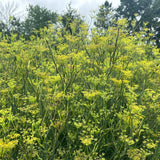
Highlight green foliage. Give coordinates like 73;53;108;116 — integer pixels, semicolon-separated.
22;5;58;39
94;1;115;30
60;4;84;36
0;19;160;160
0;1;23;38
117;0;160;47
95;0;160;48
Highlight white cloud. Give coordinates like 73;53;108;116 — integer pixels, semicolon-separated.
0;0;120;21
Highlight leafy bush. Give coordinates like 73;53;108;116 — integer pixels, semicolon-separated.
0;19;160;159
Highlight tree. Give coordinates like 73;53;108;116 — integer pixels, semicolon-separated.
61;4;84;35
94;1;115;30
10;16;23;37
22;5;58;38
117;0;160;47
0;21;5;32
0;1;21;35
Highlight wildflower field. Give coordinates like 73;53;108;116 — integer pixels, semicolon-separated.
0;19;160;159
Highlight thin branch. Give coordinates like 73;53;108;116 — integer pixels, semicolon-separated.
45;39;65;90
112;27;120;64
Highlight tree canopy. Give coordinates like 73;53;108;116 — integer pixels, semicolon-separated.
22;5;58;38
94;1;115;30
0;1;20;36
95;0;160;47
61;4;84;35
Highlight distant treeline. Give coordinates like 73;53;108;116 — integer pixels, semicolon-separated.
1;0;160;47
